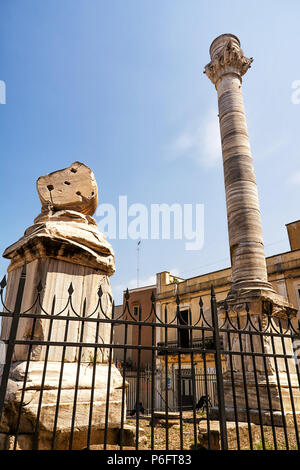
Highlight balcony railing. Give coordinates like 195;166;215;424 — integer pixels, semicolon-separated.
157;336;222;355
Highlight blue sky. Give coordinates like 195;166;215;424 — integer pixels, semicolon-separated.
0;0;300;304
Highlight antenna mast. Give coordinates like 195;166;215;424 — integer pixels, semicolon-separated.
137;240;141;287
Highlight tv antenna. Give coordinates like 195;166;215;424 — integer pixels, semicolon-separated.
137;240;141;287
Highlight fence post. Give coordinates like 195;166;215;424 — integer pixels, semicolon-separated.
211;285;228;450
0;263;26;423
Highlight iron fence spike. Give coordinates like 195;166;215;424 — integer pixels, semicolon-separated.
210;284;216;297
68;282;74;296
98;285;103;297
268;301;273;316
37;280;43;293
0;275;7;289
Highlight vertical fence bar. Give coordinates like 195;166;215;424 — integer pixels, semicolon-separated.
146;365;150;414
0;263;26;424
247;311;265;448
278;315;300;449
119;314;129;450
236;310;253;450
32;295;56;449
164;303;169;450
14;281;45;449
176;296;184;450
13;312;38;450
200;299;211;449
135;305;142;450
269;315;289;449
13;278;43;449
177;350;183;449
224;304;240;450
86;312;101;450
210;285;228;450
292;319;300;449
51;312;70;450
103;300;115;449
257;314;277;449
69;299;86;450
151;309;156;450
188;307;197;447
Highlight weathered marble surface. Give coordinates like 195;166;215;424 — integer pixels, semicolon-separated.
0;161;122;449
1;163;115;362
205;35;299;421
3;210;115;275
218;294;299;417
198;420;261;450
0;258;113;362
204;34;273;297
0;362;126;450
37;161;98;216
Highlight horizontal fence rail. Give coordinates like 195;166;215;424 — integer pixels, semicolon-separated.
0;266;300;450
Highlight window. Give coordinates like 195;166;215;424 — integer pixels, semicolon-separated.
133;306;139;316
177;309;190;348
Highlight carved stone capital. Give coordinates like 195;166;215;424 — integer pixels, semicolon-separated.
204;35;253;85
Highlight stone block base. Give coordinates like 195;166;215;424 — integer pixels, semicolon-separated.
198;420;262;450
0;424;147;450
150;412;180;428
223;373;300;417
209;406;300;427
0;361;127;449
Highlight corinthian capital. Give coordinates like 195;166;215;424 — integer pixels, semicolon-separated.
204;34;253;85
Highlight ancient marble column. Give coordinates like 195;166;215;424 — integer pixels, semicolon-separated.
0;162;126;449
204;35;300;422
204;34;274;298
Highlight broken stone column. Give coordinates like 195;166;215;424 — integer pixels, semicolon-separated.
0;162;126;449
204;35;299;423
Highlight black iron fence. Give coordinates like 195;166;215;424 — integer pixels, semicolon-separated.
0;264;300;450
121;368;218;415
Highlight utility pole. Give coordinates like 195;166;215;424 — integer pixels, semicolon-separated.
137;240;141;287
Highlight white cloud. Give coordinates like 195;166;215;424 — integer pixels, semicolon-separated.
288;170;300;185
167;109;222;168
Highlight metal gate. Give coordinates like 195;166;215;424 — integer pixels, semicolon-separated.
1;264;300;450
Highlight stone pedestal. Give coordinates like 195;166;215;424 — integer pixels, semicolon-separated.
218;293;300;425
1;257;113;364
0;162;125;449
0;362;125;450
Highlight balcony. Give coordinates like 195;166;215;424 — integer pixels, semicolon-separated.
157;336;223;356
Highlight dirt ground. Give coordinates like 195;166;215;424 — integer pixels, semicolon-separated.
126;412;300;451
87;412;300;451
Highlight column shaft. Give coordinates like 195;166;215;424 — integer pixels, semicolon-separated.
205;34;274;296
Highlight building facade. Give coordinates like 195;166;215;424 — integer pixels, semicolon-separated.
113;221;300;411
113;284;156;369
155;220;300;410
